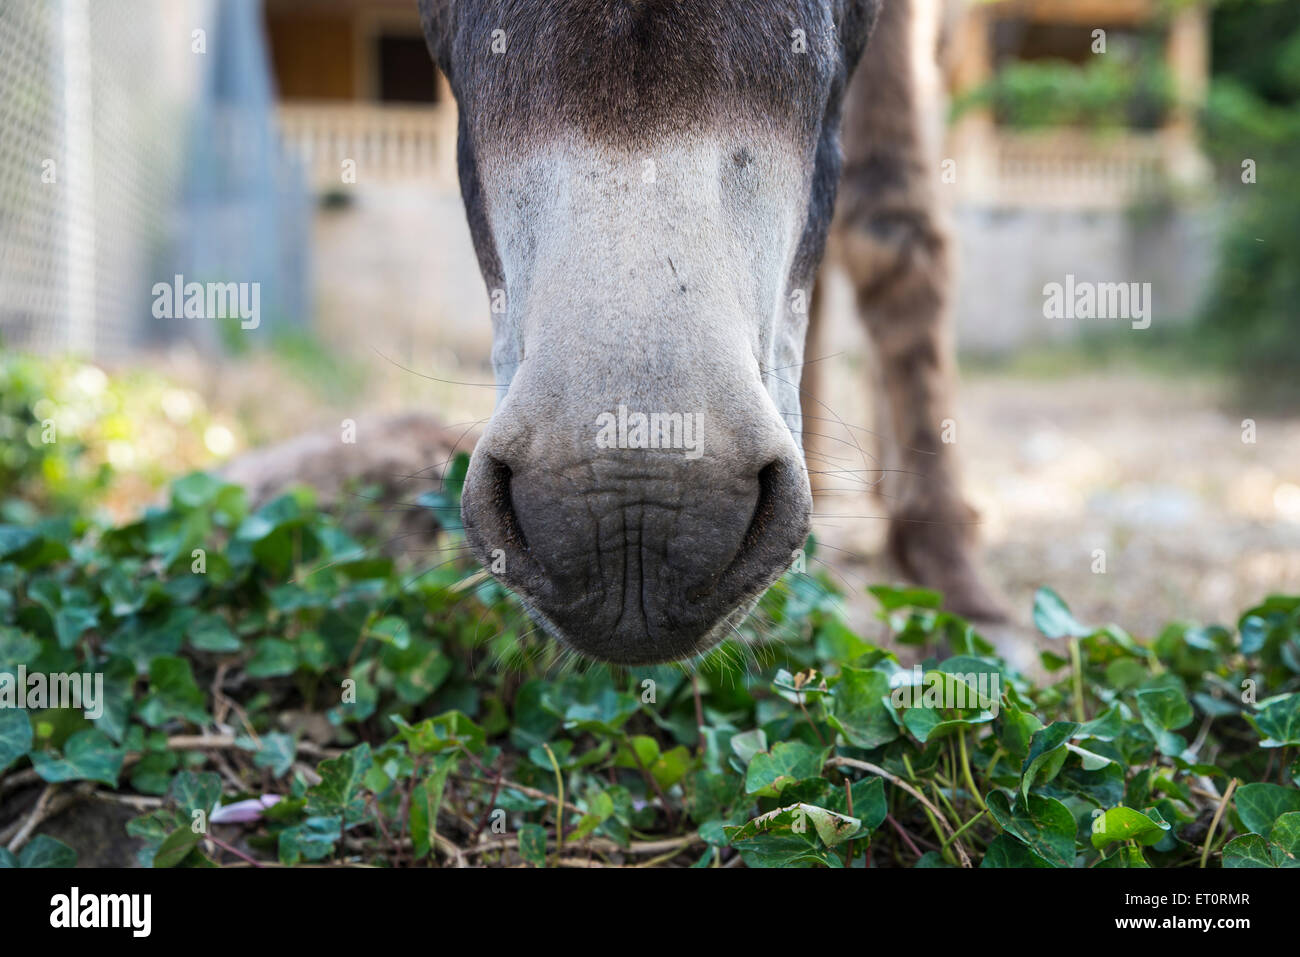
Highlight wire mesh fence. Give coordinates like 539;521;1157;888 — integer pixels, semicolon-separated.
0;0;308;360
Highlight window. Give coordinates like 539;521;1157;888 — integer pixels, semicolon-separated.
375;32;438;103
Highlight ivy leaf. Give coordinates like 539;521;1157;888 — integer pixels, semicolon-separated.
153;827;203;868
986;790;1077;867
1032;587;1090;639
16;835;77;868
1089;806;1170;849
279;816;342;865
390;711;486;756
1235;783;1300;839
1135;686;1194;731
1020;721;1078;799
138;655;209;726
187;613;241;653
828;666;899;750
410;753;458;859
1269;811;1300;863
235;733;296;778
307;744;373;824
0;708;32;773
31;729;124;786
246;638;297;678
745;741;825;798
981;833;1053;868
726;804;858;865
169;771;223;820
518;823;547;867
54;605;98;649
1246;694;1300;748
368;616;411;650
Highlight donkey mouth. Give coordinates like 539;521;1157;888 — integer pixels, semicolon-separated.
459;452;812;666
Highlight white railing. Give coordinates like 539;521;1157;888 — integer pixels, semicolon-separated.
277;101;455;189
954;130;1184;208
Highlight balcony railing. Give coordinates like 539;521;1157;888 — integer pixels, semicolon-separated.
277;101;455;189
951;129;1195;209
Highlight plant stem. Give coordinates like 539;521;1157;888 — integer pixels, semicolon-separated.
1069;636;1087;724
958;731;988;812
542;743;564;866
1200;778;1238;868
941;809;987;852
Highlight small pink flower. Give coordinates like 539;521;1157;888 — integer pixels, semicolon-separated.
210;794;281;824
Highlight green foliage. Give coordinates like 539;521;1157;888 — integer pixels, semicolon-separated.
0;469;1298;867
0;353;228;521
1196;0;1300;400
952;55;1174;131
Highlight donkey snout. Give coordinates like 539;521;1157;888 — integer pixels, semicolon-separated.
460;420;811;665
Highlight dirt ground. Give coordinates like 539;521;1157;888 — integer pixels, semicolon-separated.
808;362;1300;654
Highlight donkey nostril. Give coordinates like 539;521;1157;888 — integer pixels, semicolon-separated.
740;461;783;554
472;453;529;554
686;460;795;607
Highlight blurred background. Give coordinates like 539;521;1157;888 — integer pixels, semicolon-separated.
1;0;1298;636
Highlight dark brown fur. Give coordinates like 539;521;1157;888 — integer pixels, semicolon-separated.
815;0;1005;619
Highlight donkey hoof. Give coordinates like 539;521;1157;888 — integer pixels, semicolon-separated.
886;518;1010;624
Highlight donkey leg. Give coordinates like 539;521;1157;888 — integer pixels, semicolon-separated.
833;0;1006;622
800;264;835;500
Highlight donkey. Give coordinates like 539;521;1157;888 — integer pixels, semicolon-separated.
417;0;1003;666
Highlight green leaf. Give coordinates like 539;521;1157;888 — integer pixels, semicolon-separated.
981;833;1053;868
410;753;458;859
1235;783;1300;839
368;616;411;650
1269;811;1300;864
390;711;486;756
1032;587;1090;639
1135;686;1194;731
563;689;640;734
986;790;1077;867
187;613;241;652
729;729;767;766
828;666;899;749
307;744;373;823
138;656;209;726
31;729;124;786
235;733;296;778
246;638;297;678
1089;806;1170;849
1020;721;1078;799
279;815;342;865
0;708;33;773
569;790;616;842
153;827;203;868
171;472;226;509
54;605;98;649
1247;694;1300;748
17;835;77;868
744;741;825;798
518;823;547;867
169;771;222;818
868;584;942;613
1221;832;1300;868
